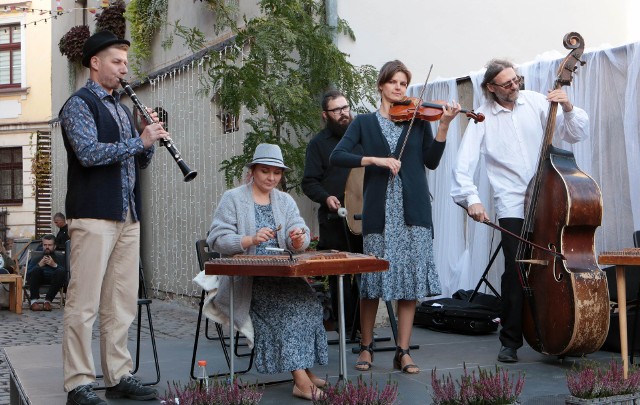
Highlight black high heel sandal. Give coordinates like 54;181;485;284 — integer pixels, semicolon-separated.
393;346;420;374
354;342;374;371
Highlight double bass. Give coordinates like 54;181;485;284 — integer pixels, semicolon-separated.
518;32;609;356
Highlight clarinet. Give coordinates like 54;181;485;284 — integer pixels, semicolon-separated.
119;79;198;182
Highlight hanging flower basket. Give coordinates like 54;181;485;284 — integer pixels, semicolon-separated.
94;0;126;39
58;25;90;63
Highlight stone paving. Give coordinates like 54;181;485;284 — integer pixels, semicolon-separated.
0;297;200;405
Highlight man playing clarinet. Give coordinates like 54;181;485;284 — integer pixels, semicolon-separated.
59;30;168;405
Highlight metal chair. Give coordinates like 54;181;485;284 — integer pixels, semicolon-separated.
190;239;253;380
130;263;161;385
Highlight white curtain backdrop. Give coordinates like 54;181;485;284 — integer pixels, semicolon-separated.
408;41;640;299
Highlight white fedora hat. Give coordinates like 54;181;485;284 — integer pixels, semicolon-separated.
245;143;290;171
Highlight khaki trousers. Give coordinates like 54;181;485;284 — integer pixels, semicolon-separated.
63;212;140;391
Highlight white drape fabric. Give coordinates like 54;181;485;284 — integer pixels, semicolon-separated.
408;41;640;299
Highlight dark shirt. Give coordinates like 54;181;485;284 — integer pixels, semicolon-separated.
302;128;354;225
330;113;445;235
27;251;65;278
55;225;70;251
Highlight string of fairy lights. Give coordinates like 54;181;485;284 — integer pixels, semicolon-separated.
0;1;111;31
141;47;248;299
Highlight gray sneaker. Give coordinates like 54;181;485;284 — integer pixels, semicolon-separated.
66;384;106;405
105;375;158;400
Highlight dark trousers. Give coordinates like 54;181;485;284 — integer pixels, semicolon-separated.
498;218;525;350
28;267;66;302
319;219;363;332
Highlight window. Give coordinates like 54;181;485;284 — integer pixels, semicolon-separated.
0;24;21;88
0;147;23;204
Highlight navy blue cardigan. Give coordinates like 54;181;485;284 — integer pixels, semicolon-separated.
330;113;445;235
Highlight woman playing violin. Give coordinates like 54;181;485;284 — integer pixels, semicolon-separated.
330;60;460;374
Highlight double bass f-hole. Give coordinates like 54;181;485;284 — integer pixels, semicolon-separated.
547;243;563;282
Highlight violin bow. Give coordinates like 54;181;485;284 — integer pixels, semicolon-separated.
454;202;565;260
396;64;433;162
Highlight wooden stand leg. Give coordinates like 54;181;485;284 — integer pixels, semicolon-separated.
15;275;22;314
8;279;15;313
617;265;629;379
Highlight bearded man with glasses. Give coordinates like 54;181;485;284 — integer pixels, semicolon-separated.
451;58;589;363
302;90;363;335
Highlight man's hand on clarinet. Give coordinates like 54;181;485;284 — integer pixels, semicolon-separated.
467;203;490;223
140;122;169;149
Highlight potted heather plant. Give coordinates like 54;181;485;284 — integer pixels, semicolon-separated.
431;364;525;405
311;375;398;405
159;378;263;405
566;359;640;404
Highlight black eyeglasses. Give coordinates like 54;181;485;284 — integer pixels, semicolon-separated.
491;75;523;90
325;105;350;115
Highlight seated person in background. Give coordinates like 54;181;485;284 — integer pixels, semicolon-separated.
53;212;70;251
0;238;16;274
205;143;328;401
27;234;66;311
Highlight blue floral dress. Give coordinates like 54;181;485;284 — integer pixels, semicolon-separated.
359;112;442;301
249;203;328;374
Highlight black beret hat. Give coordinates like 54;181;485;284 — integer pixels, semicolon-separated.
82;30;130;68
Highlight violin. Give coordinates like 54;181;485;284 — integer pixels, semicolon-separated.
389;97;485;124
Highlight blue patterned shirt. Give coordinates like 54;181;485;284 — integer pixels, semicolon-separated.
60;79;154;221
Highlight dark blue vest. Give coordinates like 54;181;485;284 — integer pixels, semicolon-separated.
60;87;142;221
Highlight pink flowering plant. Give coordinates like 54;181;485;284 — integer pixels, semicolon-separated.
431;364;525;405
311;375;398;405
159;378;263;405
567;359;640;399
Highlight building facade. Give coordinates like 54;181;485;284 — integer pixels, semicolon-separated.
0;0;52;242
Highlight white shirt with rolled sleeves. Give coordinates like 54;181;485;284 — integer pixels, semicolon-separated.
450;90;589;219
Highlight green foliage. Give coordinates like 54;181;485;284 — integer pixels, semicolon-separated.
180;0;378;192
200;0;239;34
124;0;168;75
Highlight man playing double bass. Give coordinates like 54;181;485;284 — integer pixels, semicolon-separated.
450;59;589;363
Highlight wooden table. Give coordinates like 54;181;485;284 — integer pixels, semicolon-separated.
0;274;23;314
204;250;389;381
598;248;640;378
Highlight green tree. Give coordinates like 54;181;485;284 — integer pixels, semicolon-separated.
182;0;377;191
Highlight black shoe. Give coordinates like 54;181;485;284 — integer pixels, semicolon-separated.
497;346;518;363
67;384;106;405
105;375;158;400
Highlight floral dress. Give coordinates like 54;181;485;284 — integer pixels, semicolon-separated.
249;203;328;374
359;112;442;300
